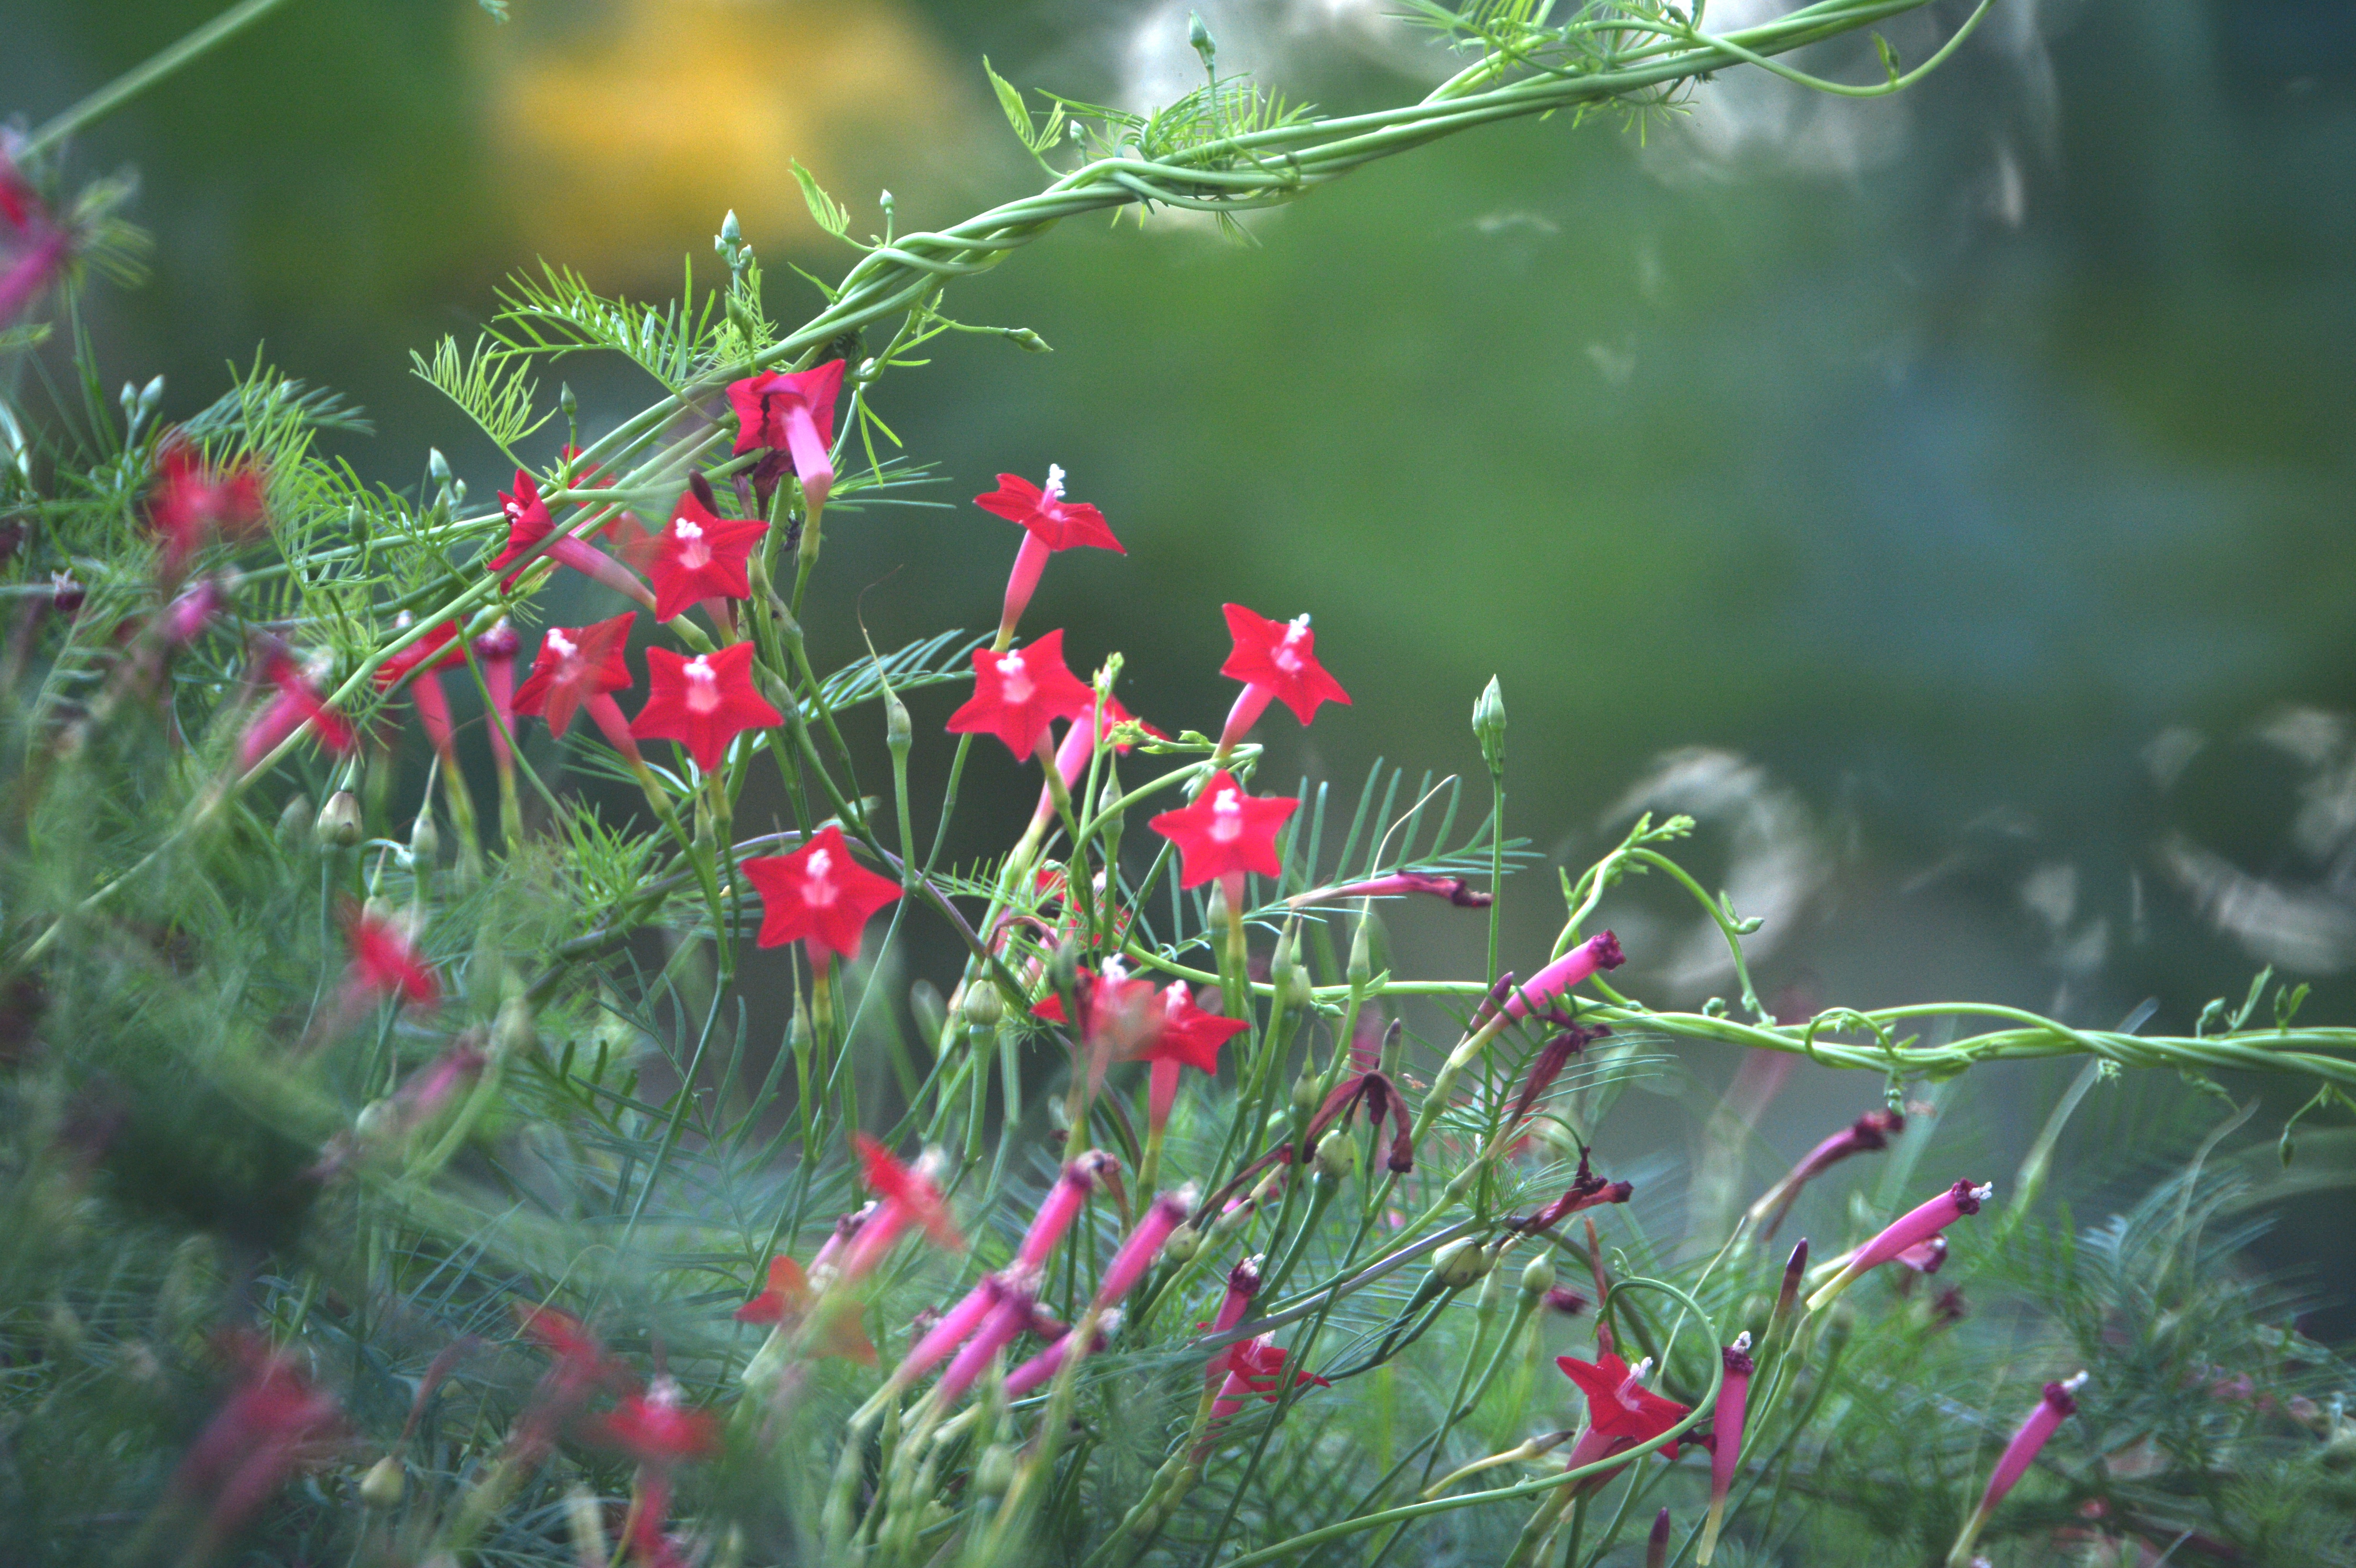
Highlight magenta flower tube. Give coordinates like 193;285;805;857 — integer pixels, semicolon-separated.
1697;1333;1755;1564
1500;932;1626;1021
888;1276;1004;1391
930;1292;1033;1409
999;531;1051;643
1808;1179;1993;1310
1001;1309;1119;1398
1014;1151;1113;1271
1946;1373;2086;1566
1091;1186;1194;1310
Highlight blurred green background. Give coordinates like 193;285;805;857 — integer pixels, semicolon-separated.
10;0;2356;1319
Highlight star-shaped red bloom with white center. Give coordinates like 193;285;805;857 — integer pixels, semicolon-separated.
743;825;902;965
1148;770;1300;888
974;467;1124;554
1557;1352;1692;1460
512;612;636;737
629;642;783;770
945;628;1095;760
854;1132;963;1249
601;1376;720;1467
1033;962;1162;1058
647;486;768;621
1143;983;1247;1075
1220;603;1351;726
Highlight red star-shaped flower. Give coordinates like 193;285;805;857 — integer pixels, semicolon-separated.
1033;962;1162;1059
743;824;902;965
945;629;1095;761
974;466;1124;554
629;641;783;770
727;360;844;521
1144;983;1247;1076
513;613;636;738
854;1133;963;1250
601;1376;720;1467
344;903;437;1007
1557;1352;1692;1460
1148;770;1299;888
150;439;268;578
485;470;654;607
647;485;768;622
733;1255;876;1362
1221;603;1350;725
238;653;356;772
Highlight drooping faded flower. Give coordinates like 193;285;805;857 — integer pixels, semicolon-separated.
727;360;844;523
486;469;655;607
1697;1334;1755;1564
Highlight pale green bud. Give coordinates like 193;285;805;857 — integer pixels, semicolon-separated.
360;1455;405;1508
1473;676;1506;771
1162;1222;1201;1263
963;984;1004;1030
973;1444;1016;1497
1313;1129;1355;1182
1519;1252;1557;1301
277;793;314;852
1431;1237;1493;1289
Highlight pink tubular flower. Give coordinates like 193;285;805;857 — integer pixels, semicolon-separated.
373;616;466;762
474;618;523;768
1017;1150;1116;1271
1807;1179;1994;1310
974;466;1124;641
893;1274;1011;1391
932;1288;1035;1407
485;469;655;608
1697;1333;1755;1564
1093;1186;1196;1309
164;577;228;646
512;611;640;761
239;654;357;772
1946;1373;2087;1566
742;824;902;966
1002;1310;1118;1398
1494;932;1625;1022
1287;871;1492;909
165;1336;344;1551
1895;1236;1949;1274
727;360;844;523
946;629;1096;762
647;481;767;622
629;642;784;770
1215;604;1350;751
1747;1107;1906;1239
1029;694;1166;830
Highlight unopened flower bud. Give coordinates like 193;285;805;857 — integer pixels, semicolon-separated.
1005;327;1051;353
974;1443;1016;1497
1519;1252;1557;1301
963;984;1004;1030
719;209;742;248
1472;676;1506;770
316;790;362;848
138;374;165;421
559;382;577;422
360;1454;404;1508
1162;1222;1201;1263
1048;939;1079;996
1347;915;1373;989
1313;1128;1355;1182
277;792;315;851
427;448;452;489
1189;10;1218;71
885;685;912;753
1431;1236;1492;1289
408;807;438;867
1204;881;1228;928
1291;1067;1321;1111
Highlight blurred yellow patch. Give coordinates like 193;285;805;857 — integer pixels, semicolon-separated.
476;0;978;277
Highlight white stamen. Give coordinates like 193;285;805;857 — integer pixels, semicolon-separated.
546;629;577;659
1211;788;1244;843
675;518;704;542
1968;1182;1996;1203
1044;464;1067;500
1273;613;1312;675
803;847;839;906
1732;1331;1753;1352
995;650;1035;705
684;654;719;715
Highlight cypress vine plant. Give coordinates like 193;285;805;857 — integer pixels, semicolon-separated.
1;2;2353;1566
